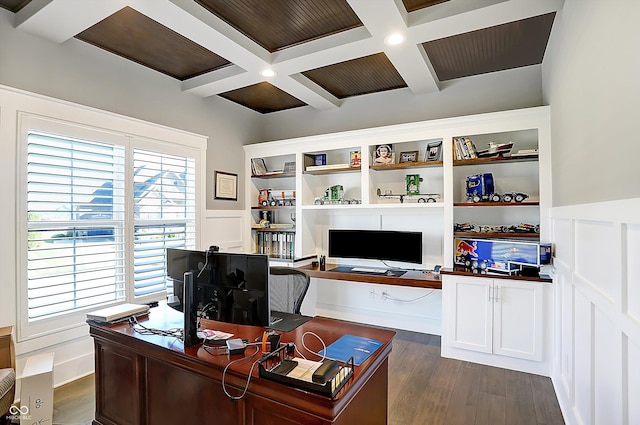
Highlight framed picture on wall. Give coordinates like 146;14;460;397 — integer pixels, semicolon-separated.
214;171;238;200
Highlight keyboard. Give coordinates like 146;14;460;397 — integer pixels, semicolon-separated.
351;267;388;274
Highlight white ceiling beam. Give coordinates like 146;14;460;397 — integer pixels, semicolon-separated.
274;74;340;110
15;0;124;43
347;0;439;94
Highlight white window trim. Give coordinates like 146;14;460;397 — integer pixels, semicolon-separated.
17;111;206;342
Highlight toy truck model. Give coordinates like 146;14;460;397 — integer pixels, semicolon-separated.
258;189;296;206
377;188;440;203
314;185;360;205
465;173;529;203
466;173;501;202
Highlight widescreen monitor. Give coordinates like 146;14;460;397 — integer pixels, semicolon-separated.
328;229;423;264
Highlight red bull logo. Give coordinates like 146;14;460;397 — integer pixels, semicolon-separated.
456;239;478;258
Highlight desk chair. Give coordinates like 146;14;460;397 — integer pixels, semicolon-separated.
269;267;310;314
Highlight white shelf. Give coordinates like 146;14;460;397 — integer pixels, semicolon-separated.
244;106;551;269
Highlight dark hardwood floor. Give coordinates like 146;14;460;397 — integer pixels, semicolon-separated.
48;330;564;425
388;330;565;425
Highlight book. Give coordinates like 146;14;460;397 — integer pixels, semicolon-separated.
464;137;478;159
86;303;149;323
318;334;384;366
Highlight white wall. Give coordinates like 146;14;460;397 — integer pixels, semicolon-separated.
542;0;640;207
262;65;544;142
0;8;262;211
542;1;640;424
550;199;640;425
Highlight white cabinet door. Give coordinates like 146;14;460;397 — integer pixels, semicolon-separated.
447;275;493;353
493;280;543;361
444;274;544;361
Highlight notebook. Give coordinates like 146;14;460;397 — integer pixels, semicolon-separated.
86;303;150;323
318;334;384;366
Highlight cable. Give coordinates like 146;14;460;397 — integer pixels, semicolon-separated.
381;289;436;303
221;345;261;400
301;331;327;361
128;316;183;339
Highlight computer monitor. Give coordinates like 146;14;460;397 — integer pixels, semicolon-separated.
166;248;270;346
166;248;209;313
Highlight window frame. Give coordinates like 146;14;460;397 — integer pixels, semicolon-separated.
17;113;205;341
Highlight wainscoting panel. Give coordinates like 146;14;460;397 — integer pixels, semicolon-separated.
551;198;640;425
201;210;246;252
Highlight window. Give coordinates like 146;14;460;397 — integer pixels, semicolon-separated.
22;116;200;336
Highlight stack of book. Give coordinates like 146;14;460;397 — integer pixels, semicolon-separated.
256;231;295;259
453;137;478;159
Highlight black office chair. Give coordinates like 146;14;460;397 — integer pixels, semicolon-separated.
269;267;310;314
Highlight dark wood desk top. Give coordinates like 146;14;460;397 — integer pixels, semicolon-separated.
299;263;442;289
88;303;396;421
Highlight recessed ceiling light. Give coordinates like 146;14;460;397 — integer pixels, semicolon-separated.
384;33;406;46
261;69;277;78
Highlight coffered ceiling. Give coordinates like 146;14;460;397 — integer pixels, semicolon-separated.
1;0;562;114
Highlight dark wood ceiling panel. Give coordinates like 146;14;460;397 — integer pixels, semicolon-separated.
302;53;407;99
195;0;362;52
402;0;449;13
75;7;231;80
219;82;307;114
423;12;556;81
0;0;31;12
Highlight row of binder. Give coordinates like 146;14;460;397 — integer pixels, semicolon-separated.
256;231;294;259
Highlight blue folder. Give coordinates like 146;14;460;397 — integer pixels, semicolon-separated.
318;334;384;366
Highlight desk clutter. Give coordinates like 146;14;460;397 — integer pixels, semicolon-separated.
258;344;354;398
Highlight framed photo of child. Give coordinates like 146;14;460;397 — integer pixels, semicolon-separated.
374;144;394;164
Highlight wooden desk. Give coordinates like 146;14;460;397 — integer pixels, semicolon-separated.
88;304;396;425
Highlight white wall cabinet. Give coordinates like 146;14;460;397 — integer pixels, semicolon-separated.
442;273;549;374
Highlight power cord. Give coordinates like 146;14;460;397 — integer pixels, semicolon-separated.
128;316;183;339
379;289;436;303
221;345;261;400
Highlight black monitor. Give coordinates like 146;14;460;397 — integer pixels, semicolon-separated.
166;248;209;313
328;229;423;264
166;248;270;346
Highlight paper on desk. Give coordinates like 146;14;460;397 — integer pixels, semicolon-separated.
197;329;234;340
286;357;323;382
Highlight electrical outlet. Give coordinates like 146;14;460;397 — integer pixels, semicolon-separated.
369;289;376;299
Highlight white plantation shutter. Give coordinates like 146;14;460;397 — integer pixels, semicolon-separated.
132;149;196;296
25;134;198;320
26;133;126;319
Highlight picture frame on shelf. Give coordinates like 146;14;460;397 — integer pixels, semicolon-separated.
214;171;238;200
373;144;394;164
251;158;268;176
350;150;361;167
399;151;419;163
314;154;326;166
425;141;442;162
283;161;296;173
